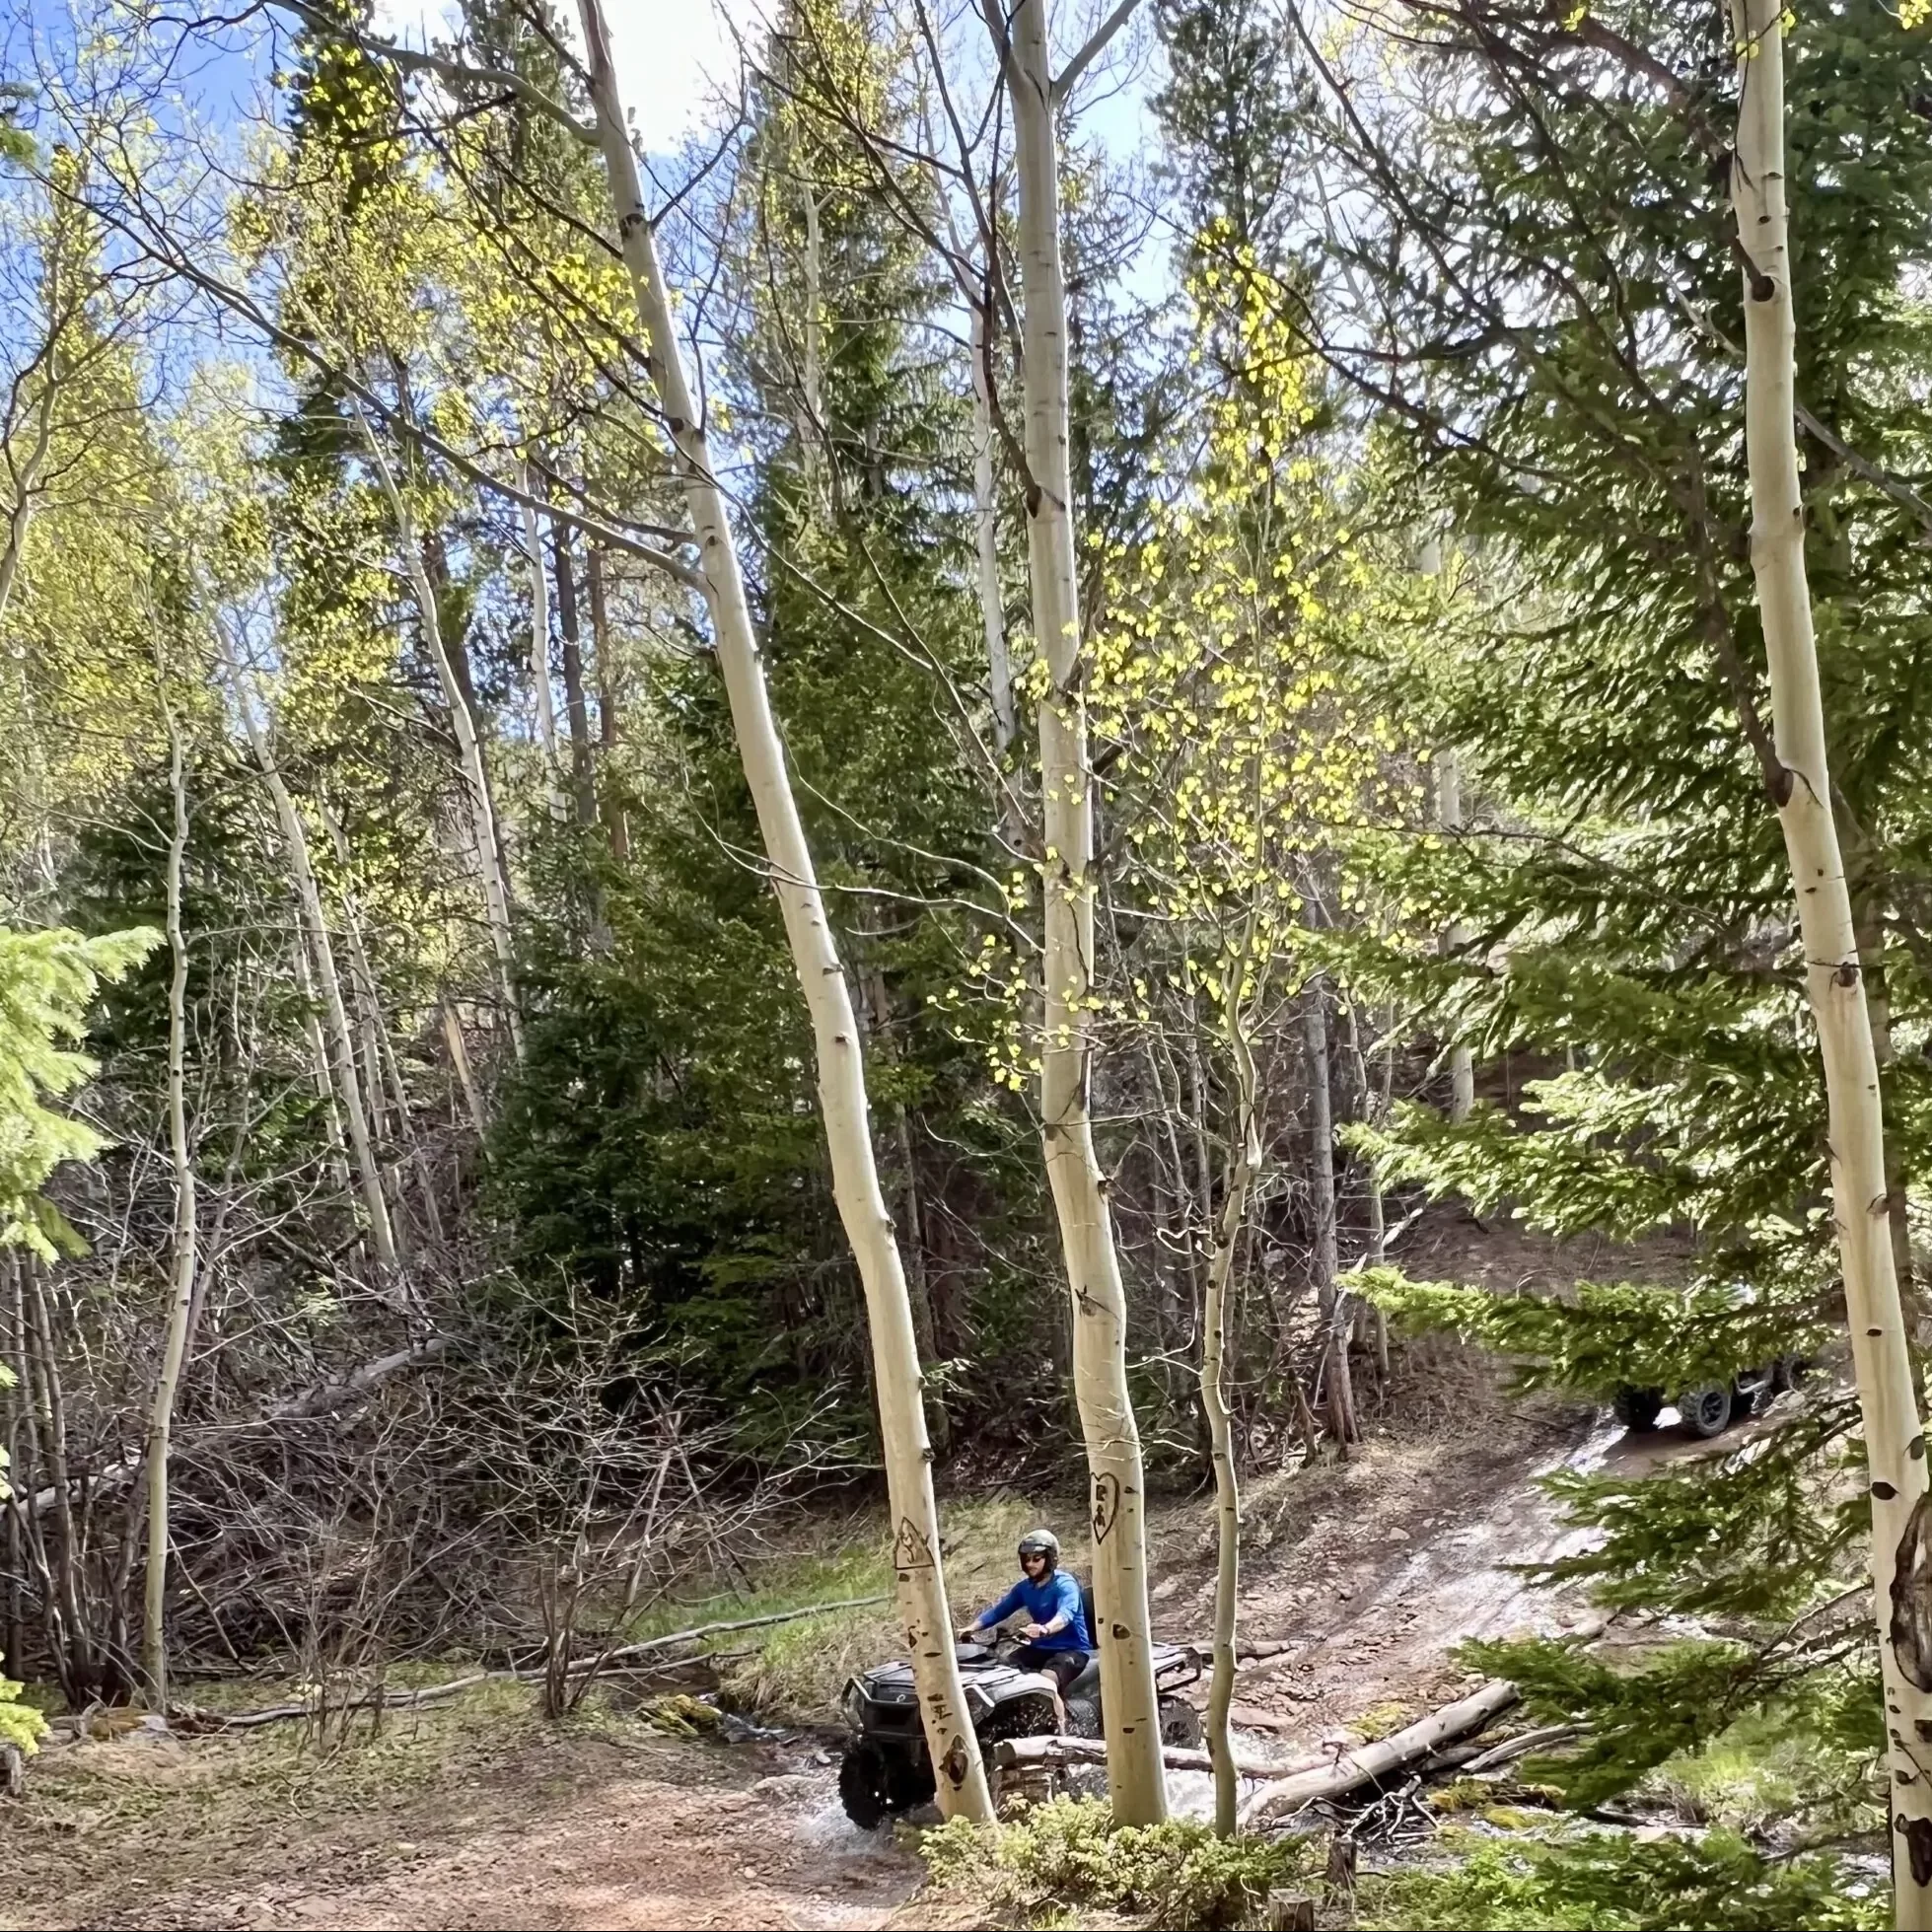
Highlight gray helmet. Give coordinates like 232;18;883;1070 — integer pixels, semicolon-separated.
1017;1528;1060;1568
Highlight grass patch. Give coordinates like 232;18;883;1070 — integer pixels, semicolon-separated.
1425;1777;1489;1813
921;1795;1317;1931
17;1678;544;1868
1639;1709;1881;1840
629;1494;1081;1720
1352;1700;1414;1742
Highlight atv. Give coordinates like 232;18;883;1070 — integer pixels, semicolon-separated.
837;1589;1203;1828
1612;1355;1803;1440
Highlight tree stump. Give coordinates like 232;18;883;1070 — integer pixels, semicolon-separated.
1264;1891;1316;1932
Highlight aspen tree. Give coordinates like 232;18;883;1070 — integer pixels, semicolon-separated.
216;629;398;1273
1730;0;1932;1915
571;0;992;1823
358;412;525;1063
990;0;1168;1824
1201;993;1257;1835
141;709;195;1706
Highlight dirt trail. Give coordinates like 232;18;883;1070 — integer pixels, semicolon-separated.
9;1729;916;1932
14;1360;1701;1927
1154;1398;1699;1756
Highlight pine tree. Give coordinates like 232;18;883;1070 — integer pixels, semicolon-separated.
1279;0;1932;1870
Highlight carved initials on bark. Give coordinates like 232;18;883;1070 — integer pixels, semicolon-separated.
894;1517;936;1571
1093;1470;1120;1544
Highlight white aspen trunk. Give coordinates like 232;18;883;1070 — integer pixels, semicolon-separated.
1343;995;1392;1379
520;459;565;816
967;297;1016;755
0;383;55;634
142;713;197;1708
587;544;631;864
218;635;398;1272
442;1004;488;1145
374;1009;445;1249
320;803;425;1262
1001;0;1167;1825
1436;751;1474;1122
1201;1006;1257;1837
800;190;824;484
293;944;353;1198
1304;972;1356;1448
1729;6;1932;1914
551;511;599;828
573;0;992;1824
358;413;524;1062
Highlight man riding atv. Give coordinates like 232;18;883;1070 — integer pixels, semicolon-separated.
959;1529;1090;1716
837;1527;1202;1826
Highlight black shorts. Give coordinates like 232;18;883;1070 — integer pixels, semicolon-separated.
1011;1643;1089;1693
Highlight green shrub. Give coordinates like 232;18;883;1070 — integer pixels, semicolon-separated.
1357;1829;1887;1932
0;1668;45;1759
922;1796;1313;1931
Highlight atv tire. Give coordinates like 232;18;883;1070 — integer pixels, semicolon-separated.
981;1692;1060;1745
1612;1386;1664;1433
1679;1384;1734;1439
1159;1697;1204;1750
1061;1696;1103;1741
838;1742;893;1830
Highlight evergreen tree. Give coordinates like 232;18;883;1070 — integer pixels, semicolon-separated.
1280;0;1932;1842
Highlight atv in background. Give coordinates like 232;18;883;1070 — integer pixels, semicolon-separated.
837;1590;1202;1828
1613;1355;1804;1440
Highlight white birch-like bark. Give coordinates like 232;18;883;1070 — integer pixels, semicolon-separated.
218;633;398;1272
999;0;1167;1825
320;802;427;1261
357;412;525;1062
293;942;353;1198
552;512;599;828
1436;751;1474;1122
968;297;1016;755
1729;5;1932;1913
0;382;55;635
1201;1002;1257;1836
799;189;824;484
1344;997;1394;1379
519;458;565;816
142;712;197;1707
572;0;991;1824
1304;971;1356;1446
442;1004;488;1145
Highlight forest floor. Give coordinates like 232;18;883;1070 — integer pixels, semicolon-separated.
7;1220;1718;1931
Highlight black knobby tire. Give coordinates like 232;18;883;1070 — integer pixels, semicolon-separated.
981;1693;1060;1744
1159;1697;1204;1750
1680;1384;1734;1439
1612;1386;1664;1433
1063;1695;1103;1740
838;1743;893;1830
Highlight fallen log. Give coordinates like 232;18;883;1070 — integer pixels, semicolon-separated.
991;1733;1320;1781
584;1596;888;1667
197;1594;891;1732
1460;1721;1580;1774
1240;1679;1521;1828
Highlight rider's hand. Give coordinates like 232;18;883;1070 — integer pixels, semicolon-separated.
958;1626;980;1642
1020;1621;1047;1640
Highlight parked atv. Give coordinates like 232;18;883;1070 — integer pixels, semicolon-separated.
837;1594;1203;1828
1613;1355;1803;1440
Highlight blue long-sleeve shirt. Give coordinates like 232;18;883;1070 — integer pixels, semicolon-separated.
970;1569;1090;1651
